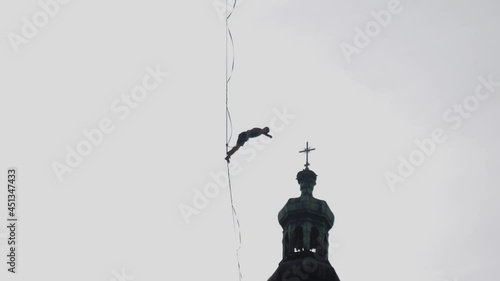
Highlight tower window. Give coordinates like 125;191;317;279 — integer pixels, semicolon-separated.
293;226;304;252
310;227;319;253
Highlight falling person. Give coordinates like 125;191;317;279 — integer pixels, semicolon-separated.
225;127;272;162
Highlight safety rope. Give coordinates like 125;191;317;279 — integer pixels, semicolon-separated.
225;1;242;280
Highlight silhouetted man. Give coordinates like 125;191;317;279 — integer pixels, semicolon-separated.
225;127;272;162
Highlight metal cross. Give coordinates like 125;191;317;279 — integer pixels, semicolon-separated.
299;142;316;168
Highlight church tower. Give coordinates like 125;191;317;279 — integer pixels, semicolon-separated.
268;143;340;281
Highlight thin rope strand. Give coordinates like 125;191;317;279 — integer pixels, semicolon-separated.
226;1;242;281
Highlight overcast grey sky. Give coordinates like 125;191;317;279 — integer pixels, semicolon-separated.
1;0;499;281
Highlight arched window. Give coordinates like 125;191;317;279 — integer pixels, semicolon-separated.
293;226;304;252
310;227;319;253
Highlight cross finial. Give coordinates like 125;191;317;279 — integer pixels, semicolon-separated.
299;142;316;169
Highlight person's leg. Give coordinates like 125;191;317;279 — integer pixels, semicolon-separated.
225;145;241;161
226;131;248;162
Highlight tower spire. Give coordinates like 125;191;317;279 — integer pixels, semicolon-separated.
267;142;340;281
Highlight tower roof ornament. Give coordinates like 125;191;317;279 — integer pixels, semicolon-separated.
299;141;315;169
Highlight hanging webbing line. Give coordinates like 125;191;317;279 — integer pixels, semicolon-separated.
225;1;243;281
226;161;242;281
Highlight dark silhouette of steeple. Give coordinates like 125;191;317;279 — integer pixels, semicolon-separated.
267;143;340;281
